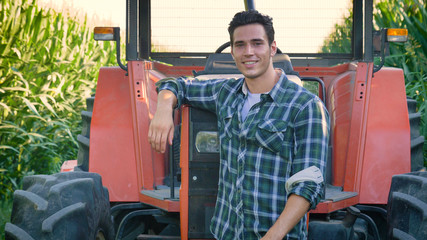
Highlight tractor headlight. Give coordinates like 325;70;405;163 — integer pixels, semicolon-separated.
195;131;219;153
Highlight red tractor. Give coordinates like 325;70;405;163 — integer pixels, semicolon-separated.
5;0;426;239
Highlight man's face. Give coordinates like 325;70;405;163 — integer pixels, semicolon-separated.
231;23;277;81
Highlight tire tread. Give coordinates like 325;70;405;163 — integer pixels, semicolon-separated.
13;190;48;211
41;202;86;233
5;223;36;240
6;172;114;240
387;172;427;240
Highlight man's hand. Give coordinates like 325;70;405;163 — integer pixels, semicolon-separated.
148;90;177;153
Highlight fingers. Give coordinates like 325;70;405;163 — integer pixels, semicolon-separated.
159;129;168;153
148;120;174;153
168;126;174;145
149;127;162;153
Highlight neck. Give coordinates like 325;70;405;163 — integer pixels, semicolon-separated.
245;68;280;93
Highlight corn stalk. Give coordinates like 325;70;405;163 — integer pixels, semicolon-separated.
0;0;117;204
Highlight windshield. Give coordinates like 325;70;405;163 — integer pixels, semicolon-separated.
151;0;352;54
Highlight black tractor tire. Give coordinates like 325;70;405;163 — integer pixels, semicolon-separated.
407;98;425;171
76;96;95;171
387;171;427;240
5;171;114;240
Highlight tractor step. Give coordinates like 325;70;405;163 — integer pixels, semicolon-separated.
141;186;180;200
324;185;358;202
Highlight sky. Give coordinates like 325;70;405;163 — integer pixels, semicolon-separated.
38;0;352;53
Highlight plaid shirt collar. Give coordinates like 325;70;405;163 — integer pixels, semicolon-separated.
240;69;288;105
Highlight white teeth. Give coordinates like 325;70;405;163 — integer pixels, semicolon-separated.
244;61;256;64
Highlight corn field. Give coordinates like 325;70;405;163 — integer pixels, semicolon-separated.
0;0;117;206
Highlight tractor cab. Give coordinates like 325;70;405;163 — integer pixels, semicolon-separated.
5;0;425;240
88;0;419;239
86;1;421;239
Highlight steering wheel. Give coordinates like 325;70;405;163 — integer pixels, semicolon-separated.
215;41;283;54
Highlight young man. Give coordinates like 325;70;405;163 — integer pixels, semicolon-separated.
148;10;329;240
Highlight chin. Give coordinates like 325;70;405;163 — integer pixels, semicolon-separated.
242;72;261;79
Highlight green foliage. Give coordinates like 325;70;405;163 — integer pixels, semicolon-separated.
0;200;12;237
321;0;427;165
321;9;353;54
0;0;117;207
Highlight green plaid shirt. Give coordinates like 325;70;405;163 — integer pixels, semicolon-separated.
158;71;329;240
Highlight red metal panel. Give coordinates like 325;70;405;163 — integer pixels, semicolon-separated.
90;63;169;202
89;67;139;201
343;62;373;194
60;160;77;172
128;61;153;190
358;67;410;204
298;63;410;205
327;70;356;187
127;61;170;190
295;63;350;91
152;62;204;77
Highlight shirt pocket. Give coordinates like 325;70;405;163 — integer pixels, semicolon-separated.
218;106;236;140
255;119;288;154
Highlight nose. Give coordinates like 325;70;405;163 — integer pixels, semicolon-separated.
244;44;254;55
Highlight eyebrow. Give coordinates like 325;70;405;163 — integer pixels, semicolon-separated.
233;38;265;45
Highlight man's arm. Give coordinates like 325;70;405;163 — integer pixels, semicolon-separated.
148;90;177;153
261;194;310;240
149;77;225;152
262;98;329;239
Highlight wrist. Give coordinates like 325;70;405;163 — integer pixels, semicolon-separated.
157;103;174;112
265;226;286;240
158;90;178;110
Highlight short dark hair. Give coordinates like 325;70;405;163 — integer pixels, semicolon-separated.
228;10;275;46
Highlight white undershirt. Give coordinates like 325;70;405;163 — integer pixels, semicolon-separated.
241;90;262;121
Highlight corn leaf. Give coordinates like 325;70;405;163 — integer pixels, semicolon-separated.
0;145;19;153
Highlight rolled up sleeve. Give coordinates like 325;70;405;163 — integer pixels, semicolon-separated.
156;77;228;113
288;98;330;209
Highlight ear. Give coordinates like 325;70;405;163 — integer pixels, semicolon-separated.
270;40;277;57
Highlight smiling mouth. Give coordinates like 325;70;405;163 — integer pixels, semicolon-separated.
243;61;258;65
